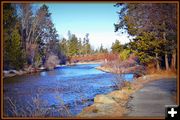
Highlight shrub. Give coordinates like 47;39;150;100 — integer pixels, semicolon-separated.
4;94;71;117
112;75;126;90
45;54;60;70
119;49;130;61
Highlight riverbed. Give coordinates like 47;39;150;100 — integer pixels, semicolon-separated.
3;64;133;117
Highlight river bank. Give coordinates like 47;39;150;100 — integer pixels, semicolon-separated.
96;65;145;77
3;61;104;79
75;61;103;65
3;67;45;78
77;73;177;118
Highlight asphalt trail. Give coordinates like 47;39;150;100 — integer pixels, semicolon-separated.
126;78;177;117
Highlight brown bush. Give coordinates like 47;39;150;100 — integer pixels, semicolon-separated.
101;53;146;75
70;53;118;63
45;54;60;70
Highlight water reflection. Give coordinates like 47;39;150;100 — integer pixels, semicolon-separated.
40;71;47;76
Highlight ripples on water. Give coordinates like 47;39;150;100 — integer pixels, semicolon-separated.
4;64;134;117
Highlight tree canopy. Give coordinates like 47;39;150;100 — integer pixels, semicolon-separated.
114;3;177;70
3;3;108;70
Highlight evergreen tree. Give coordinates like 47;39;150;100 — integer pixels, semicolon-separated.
111;40;123;53
82;33;91;55
99;44;108;53
10;25;24;69
3;3;16;69
68;34;78;56
60;38;68;55
3;3;25;70
77;38;83;55
114;3;177;69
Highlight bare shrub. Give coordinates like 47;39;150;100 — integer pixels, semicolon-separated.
4;85;72;117
4;93;72;117
45;54;60;70
101;53;146;75
112;74;132;90
55;95;72;117
4;95;50;117
112;74;126;90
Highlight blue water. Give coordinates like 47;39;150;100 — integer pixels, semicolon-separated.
4;64;134;117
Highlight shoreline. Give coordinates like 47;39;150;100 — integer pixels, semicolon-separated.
96;65;145;76
3;61;104;79
3;68;46;79
77;73;176;118
75;61;103;65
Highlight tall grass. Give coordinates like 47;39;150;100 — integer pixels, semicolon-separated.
4;92;72;117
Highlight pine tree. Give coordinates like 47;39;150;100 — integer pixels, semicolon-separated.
68;34;78;56
111;40;123;53
114;3;177;69
3;3;25;70
9;25;25;69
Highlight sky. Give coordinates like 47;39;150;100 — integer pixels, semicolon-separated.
46;3;131;50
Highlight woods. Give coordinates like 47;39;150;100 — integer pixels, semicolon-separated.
3;3;177;72
3;3;60;70
3;3;177;73
114;3;177;71
3;3;107;71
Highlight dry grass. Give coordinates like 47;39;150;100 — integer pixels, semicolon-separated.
4;95;49;117
4;85;72;118
146;63;177;75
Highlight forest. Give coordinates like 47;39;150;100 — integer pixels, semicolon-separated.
113;3;177;71
3;3;109;71
3;3;177;73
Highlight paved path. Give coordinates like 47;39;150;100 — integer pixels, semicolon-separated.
126;78;177;117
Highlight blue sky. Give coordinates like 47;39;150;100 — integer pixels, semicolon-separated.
46;3;131;49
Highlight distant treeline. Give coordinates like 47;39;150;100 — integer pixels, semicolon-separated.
59;31;108;62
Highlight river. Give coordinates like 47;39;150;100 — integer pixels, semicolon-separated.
3;64;134;117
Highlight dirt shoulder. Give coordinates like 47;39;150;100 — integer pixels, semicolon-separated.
77;73;177;118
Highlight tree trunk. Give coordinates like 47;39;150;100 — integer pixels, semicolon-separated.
163;31;170;71
165;53;169;70
171;50;176;70
156;53;160;71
